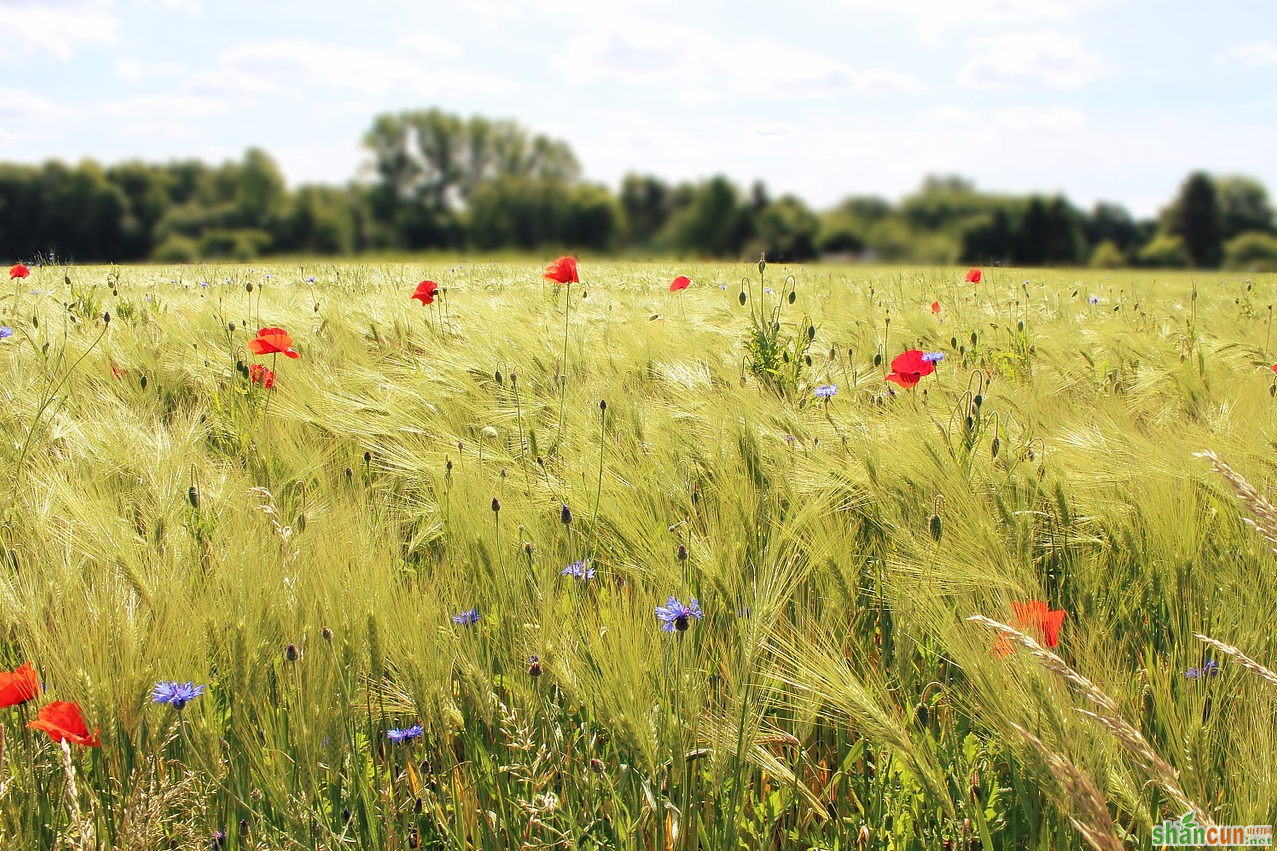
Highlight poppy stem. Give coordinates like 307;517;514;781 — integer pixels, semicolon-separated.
587;402;606;558
558;283;571;437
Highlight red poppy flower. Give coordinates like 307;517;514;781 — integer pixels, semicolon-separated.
1271;363;1276;374
670;275;691;292
9;263;30;280
247;327;300;359
27;701;100;747
931;301;940;315
249;364;275;389
543;256;579;285
0;662;39;708
964;269;982;283
1010;600;1066;648
884;349;938;388
411;280;438;305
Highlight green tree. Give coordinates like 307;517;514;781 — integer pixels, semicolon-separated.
1215;175;1274;240
1223;231;1277;272
753;194;819;262
1166;171;1222;267
664;176;754;258
619;174;674;249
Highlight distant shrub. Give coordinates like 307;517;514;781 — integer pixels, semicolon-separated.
1089;239;1126;269
1223;231;1277;272
151;234;198;263
1137;233;1188;268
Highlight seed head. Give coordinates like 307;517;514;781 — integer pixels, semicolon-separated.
286;643;299;661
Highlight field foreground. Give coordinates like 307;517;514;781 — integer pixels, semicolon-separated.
0;259;1274;849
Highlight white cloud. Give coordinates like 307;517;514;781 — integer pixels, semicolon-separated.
745;123;798;139
0;0;119;59
840;0;1108;41
556;22;923;98
0;88;63;126
959;31;1110;89
114;57;185;82
925;104;1087;135
1219;42;1277;67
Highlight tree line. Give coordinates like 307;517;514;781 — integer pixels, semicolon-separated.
1;108;1275;269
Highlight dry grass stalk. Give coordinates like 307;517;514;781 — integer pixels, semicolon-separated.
1194;633;1277;689
1009;723;1123;851
968;615;1212;827
1195;450;1277;554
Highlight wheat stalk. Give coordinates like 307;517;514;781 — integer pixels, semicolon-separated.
1195;450;1277;553
1195;633;1277;689
968;614;1212;826
1009;723;1123;851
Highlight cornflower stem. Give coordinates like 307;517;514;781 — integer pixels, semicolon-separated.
558;282;571;437
587;403;606;558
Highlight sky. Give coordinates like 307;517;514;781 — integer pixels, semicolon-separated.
2;0;1275;218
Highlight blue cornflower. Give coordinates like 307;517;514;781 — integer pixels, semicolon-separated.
655;596;703;632
199;281;209;289
387;724;425;744
1088;295;1099;305
0;326;12;340
921;352;945;363
561;560;596;581
306;276;316;283
1186;660;1220;680
151;680;206;710
452;608;480;626
814;384;837;399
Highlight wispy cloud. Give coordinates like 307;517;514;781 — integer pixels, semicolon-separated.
555;21;923;98
1219;42;1277;67
959;31;1110;90
0;0;119;60
839;0;1109;41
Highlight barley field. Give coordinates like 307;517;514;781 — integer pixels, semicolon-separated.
0;258;1273;850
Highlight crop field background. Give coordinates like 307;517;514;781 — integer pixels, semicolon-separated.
0;258;1274;850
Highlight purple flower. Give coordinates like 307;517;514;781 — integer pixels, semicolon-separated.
1186;660;1219;680
561;560;596;581
655;596;703;632
921;352;945;363
452;608;480;626
1088;295;1099;305
387;724;424;743
0;326;12;340
814;384;837;399
151;680;206;710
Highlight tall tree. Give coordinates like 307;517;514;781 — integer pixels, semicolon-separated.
1167;171;1222;267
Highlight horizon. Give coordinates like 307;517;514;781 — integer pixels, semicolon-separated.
3;0;1276;218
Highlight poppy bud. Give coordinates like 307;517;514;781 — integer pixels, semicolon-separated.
599;399;606;411
738;292;747;306
929;514;942;542
581;290;587;299
286;643;299;661
1271;384;1276;398
528;654;542;677
322;626;333;641
590;758;605;774
873;353;882;367
364;450;372;464
950;336;958;349
31;315;37;329
1029;345;1036;355
1017;320;1024;331
758;255;767;274
536;455;544;467
228;322;236;332
296;513;306;532
491;497;500;513
344;467;353;480
239;819;248;835
140;375;148;390
112;288;118;297
804;355;812;366
245;282;254;293
788;290;796;304
510;372;517;386
445;458;453;476
495;369;503;384
974;394;983;407
970;331;978;346
991;437;1000;458
524;542;534;554
677;544;688;561
103;311;111;325
807;325;816;341
966;416;974;430
561;503;572;525
782;350;789;363
188;485;200;510
772;322;780;335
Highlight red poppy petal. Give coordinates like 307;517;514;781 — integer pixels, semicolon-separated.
931;301;940;315
28;701;98;746
0;663;39;708
670;275;690;292
965;269;982;283
885;372;919;388
1042;610;1066;648
543;256;579;285
889;350;927;375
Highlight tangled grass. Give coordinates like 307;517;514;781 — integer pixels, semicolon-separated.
0;259;1273;849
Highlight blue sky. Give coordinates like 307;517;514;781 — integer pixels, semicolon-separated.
2;0;1275;217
